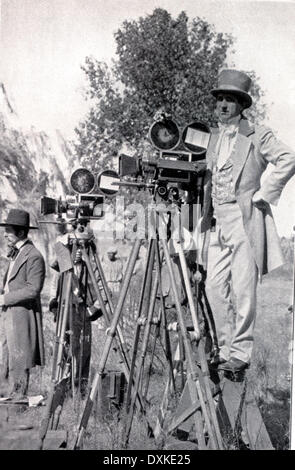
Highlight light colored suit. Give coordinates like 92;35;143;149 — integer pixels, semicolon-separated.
201;118;295;363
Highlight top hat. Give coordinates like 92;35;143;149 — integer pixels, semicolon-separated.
0;209;38;229
211;69;252;109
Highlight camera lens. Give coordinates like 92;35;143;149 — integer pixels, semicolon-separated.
157;185;168;197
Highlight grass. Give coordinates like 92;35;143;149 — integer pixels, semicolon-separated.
246;262;293;449
2;247;293;451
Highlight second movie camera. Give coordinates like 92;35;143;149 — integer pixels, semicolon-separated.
41;168;120;220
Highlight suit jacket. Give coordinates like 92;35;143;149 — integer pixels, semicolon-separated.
2;240;46;368
201;118;295;276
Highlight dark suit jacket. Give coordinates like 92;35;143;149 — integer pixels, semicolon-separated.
2;240;46;368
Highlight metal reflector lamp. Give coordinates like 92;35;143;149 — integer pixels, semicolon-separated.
70;168;96;194
97;170;120;196
149;119;180;150
182;121;211;155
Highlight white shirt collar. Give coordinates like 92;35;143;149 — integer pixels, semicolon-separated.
15;238;29;250
218;115;241;130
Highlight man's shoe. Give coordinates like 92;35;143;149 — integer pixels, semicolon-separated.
218;357;249;372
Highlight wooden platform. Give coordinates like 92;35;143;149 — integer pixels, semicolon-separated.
167;369;274;450
217;373;274;449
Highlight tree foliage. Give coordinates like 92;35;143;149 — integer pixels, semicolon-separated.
74;8;266;172
0;111;70;268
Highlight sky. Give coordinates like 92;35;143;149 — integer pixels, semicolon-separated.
0;0;295;235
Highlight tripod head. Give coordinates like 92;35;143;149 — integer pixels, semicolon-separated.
67;218;95;242
64;221;98;261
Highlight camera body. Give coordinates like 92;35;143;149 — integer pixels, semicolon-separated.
41;168;120;220
119;118;210;201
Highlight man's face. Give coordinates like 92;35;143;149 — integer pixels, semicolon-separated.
215;93;243;123
4;226;21;248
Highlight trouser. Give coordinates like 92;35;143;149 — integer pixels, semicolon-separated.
0;312;30;396
205;202;258;364
71;302;91;391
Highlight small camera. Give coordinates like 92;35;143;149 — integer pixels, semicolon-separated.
41;168;120;220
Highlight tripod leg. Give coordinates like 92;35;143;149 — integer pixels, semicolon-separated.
89;241;152;426
70;305;76;402
79;265;87;395
51;276;63;382
142;318;159;401
154;341;181;440
160;311;177;393
141;240;178;400
73;239;142;450
177;245;224;449
40;270;73;445
154;241;176;393
125;239;155;410
142;243;170;403
80;244;113;324
76;257;92;397
199;281;219;354
82;244;130;373
161;239;215;449
122;267;160;447
55;273;65;342
53;271;73;383
177;330;185;391
92;249;114;313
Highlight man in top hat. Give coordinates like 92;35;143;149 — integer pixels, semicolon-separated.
201;69;295;372
0;209;45;398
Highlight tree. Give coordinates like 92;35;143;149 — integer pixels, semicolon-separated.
0;99;71;267
74;8;266;174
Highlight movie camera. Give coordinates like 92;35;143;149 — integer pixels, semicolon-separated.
118;118;210;201
40;168;120;220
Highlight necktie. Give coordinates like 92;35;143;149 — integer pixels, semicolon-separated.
218;123;239;138
216;124;238;169
4;246;19;294
7;246;19;260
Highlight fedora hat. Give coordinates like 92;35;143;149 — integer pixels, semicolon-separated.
0;209;38;229
211;69;252;109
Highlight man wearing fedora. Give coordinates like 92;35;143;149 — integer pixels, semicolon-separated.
0;209;45;398
201;69;295;372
